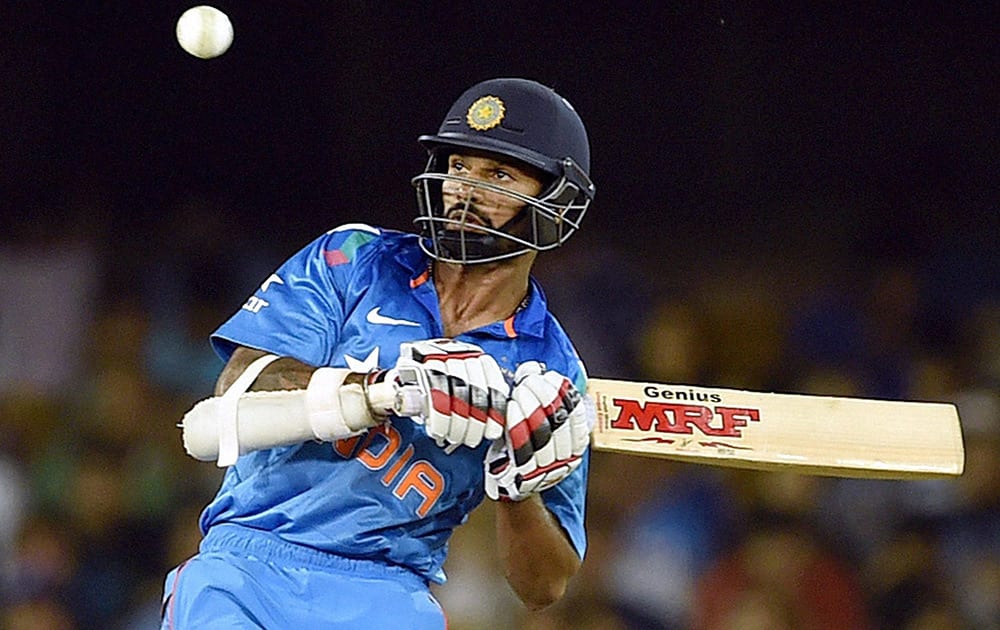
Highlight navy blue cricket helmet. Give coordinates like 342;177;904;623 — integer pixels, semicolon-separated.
412;78;596;264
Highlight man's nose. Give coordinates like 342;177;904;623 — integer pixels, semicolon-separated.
454;180;481;203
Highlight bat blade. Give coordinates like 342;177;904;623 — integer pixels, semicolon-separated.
588;378;965;479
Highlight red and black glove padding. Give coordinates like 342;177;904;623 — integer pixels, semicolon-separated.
391;338;509;449
484;361;592;501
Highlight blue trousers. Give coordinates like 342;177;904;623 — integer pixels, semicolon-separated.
161;525;446;629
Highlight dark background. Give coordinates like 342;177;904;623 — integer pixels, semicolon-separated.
3;3;996;279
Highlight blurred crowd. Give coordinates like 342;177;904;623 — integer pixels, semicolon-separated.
1;197;997;630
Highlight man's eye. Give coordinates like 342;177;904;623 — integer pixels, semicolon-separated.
494;170;511;180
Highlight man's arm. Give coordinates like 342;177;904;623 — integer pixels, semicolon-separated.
495;497;581;610
484;362;592;609
183;346;373;465
183;342;513;464
215;346;339;395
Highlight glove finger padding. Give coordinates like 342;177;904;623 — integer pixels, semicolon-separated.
393;338;509;450
485;365;593;502
509;368;581;467
460;357;488;448
423;357;456;444
480;358;507;442
484;428;515;501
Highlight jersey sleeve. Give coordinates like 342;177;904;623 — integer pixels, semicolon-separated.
540;349;591;560
540;450;589;560
210;224;382;366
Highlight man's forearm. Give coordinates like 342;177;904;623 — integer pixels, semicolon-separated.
184;348;377;465
495;496;581;610
215;347;320;394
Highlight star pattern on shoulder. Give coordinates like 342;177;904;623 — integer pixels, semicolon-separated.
344;347;380;373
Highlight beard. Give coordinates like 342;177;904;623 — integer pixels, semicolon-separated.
443;203;494;232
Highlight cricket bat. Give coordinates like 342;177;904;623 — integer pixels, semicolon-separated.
588;378;965;479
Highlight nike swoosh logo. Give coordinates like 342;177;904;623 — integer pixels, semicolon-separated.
260;273;284;292
366;307;421;327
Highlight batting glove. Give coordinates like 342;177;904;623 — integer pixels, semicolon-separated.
485;362;592;501
388;338;508;450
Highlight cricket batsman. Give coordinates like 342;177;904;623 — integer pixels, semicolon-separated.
161;77;597;628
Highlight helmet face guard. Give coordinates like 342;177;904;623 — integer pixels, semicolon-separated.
412;156;592;264
412;78;595;265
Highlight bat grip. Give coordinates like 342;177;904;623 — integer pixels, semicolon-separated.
366;381;425;417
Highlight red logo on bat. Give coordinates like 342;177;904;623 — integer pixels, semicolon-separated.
609;399;760;438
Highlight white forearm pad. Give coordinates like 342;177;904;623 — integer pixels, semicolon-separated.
304;367;378;440
181;367;380;464
182;390;316;462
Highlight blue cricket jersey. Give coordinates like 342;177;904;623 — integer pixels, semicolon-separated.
203;224;589;584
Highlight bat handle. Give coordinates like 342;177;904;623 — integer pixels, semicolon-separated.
367;381;425;417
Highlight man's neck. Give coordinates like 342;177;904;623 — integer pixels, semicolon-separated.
432;253;536;338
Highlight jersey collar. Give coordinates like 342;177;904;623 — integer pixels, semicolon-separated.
394;237;548;340
497;278;548;339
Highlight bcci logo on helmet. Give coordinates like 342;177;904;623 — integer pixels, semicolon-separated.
466;95;505;131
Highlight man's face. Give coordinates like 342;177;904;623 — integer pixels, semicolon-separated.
440;151;545;232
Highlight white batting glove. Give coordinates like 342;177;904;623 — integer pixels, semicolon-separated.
484;362;592;501
389;339;509;450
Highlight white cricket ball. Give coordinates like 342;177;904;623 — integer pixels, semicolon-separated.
176;6;234;59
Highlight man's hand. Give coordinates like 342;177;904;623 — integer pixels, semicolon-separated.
485;362;591;501
389;339;509;449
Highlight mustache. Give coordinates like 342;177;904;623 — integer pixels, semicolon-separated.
444;204;493;228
